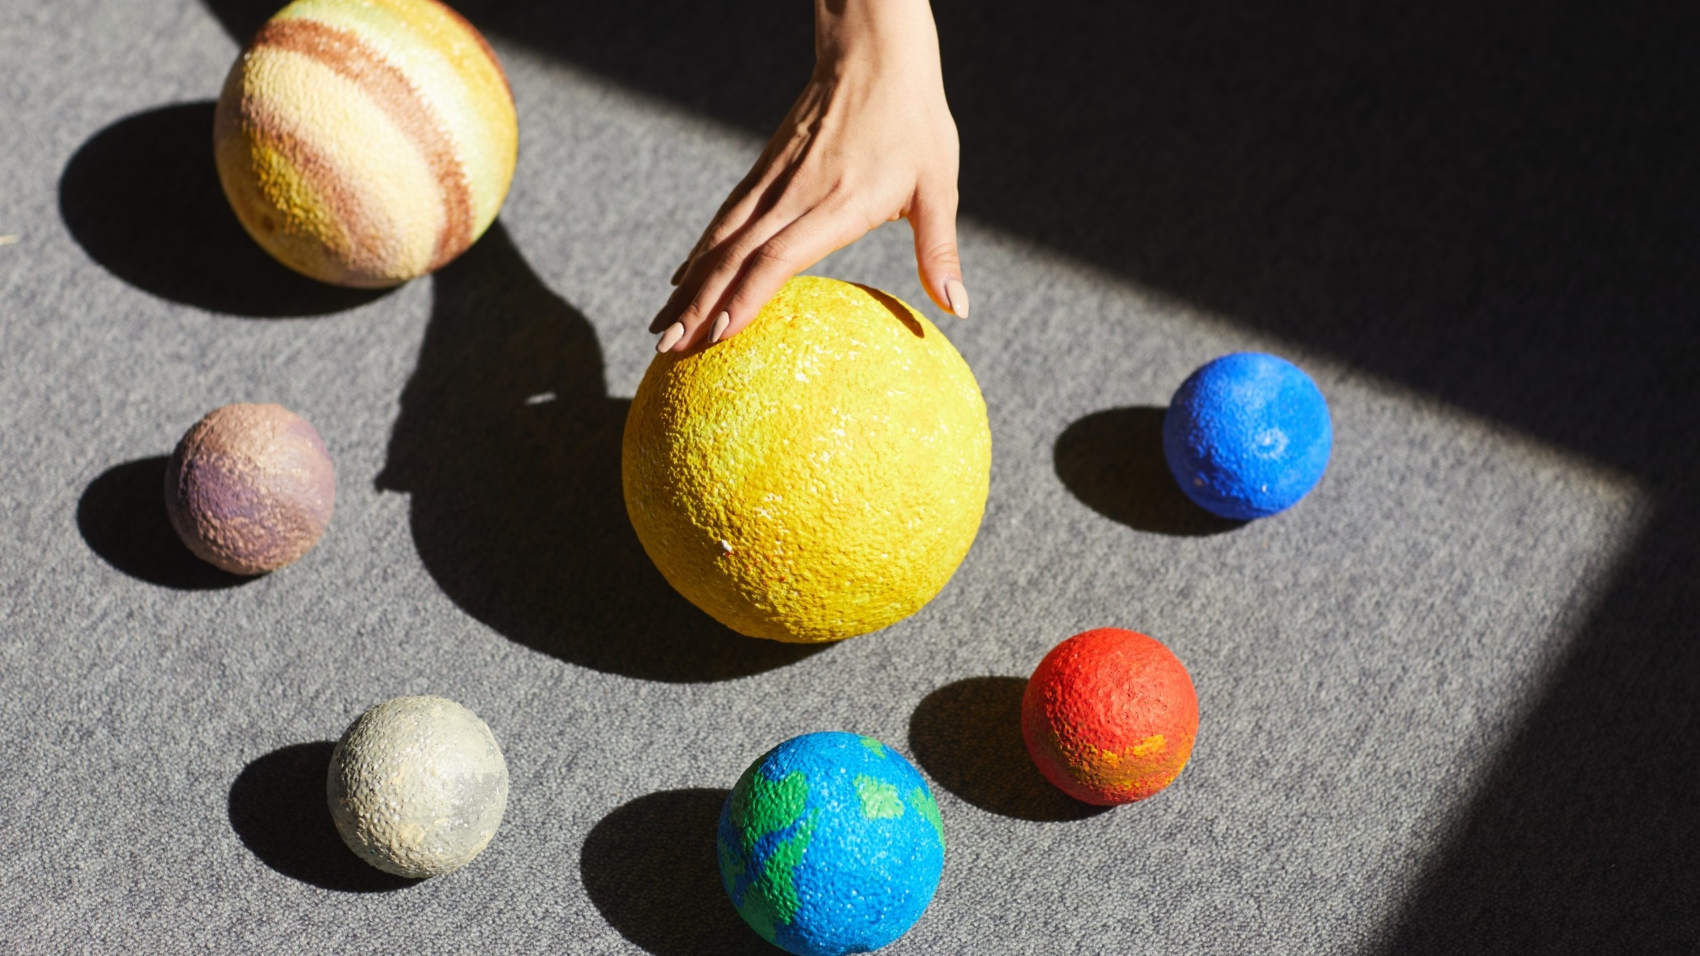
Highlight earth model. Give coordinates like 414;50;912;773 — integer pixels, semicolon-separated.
718;731;945;955
623;276;992;643
1162;351;1332;520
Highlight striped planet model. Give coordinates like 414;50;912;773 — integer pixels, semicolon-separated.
214;0;518;288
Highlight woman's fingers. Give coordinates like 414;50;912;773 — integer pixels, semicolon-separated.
657;198;867;353
650;175;787;333
715;204;868;343
669;166;768;288
668;110;819;287
908;180;967;319
655;206;793;350
657;173;961;351
650;0;961;351
653;63;963;350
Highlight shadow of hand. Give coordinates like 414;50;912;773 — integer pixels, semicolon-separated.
377;223;825;682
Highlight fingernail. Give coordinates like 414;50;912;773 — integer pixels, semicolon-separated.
709;311;730;343
656;322;685;353
670;260;689;285
944;278;970;319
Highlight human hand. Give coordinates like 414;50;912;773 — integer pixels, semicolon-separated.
652;0;966;352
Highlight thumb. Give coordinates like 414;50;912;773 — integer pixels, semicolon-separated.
909;186;968;319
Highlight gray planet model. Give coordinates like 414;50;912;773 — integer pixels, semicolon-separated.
327;696;509;878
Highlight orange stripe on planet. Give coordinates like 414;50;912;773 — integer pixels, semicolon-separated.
252;17;473;270
213;0;515;287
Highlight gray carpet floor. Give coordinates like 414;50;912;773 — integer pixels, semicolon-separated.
2;1;1695;953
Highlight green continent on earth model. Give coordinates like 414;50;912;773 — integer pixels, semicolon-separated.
718;732;945;956
622;276;992;643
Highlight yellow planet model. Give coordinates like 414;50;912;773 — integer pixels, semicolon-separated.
213;0;518;287
623;277;992;643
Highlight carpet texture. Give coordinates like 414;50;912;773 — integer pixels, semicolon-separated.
1;1;1695;953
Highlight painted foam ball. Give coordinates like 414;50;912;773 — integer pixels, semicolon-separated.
1162;352;1332;520
719;732;945;956
164;403;335;575
622;277;992;643
1022;628;1199;806
327;695;509;878
214;0;517;287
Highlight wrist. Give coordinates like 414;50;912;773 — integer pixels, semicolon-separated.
813;0;939;74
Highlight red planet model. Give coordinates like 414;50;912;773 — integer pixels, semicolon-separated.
1021;628;1199;805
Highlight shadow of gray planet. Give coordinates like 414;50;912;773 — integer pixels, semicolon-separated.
377;224;827;683
228;742;418;893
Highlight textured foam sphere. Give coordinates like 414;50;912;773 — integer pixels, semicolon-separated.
719;732;945;956
1022;628;1199;806
622;277;992;643
327;696;508;878
1162;352;1332;519
214;0;517;287
164;403;335;575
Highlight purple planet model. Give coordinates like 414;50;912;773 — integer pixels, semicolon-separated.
164;403;335;574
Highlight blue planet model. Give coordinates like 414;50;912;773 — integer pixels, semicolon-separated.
718;731;945;956
1162;352;1332;520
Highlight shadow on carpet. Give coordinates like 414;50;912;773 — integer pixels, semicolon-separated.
1054;407;1245;537
420;4;1700;946
909;676;1106;823
377;223;826;683
580;787;751;956
199;0;1700;945
58;102;386;319
78;456;251;590
228;742;418;893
